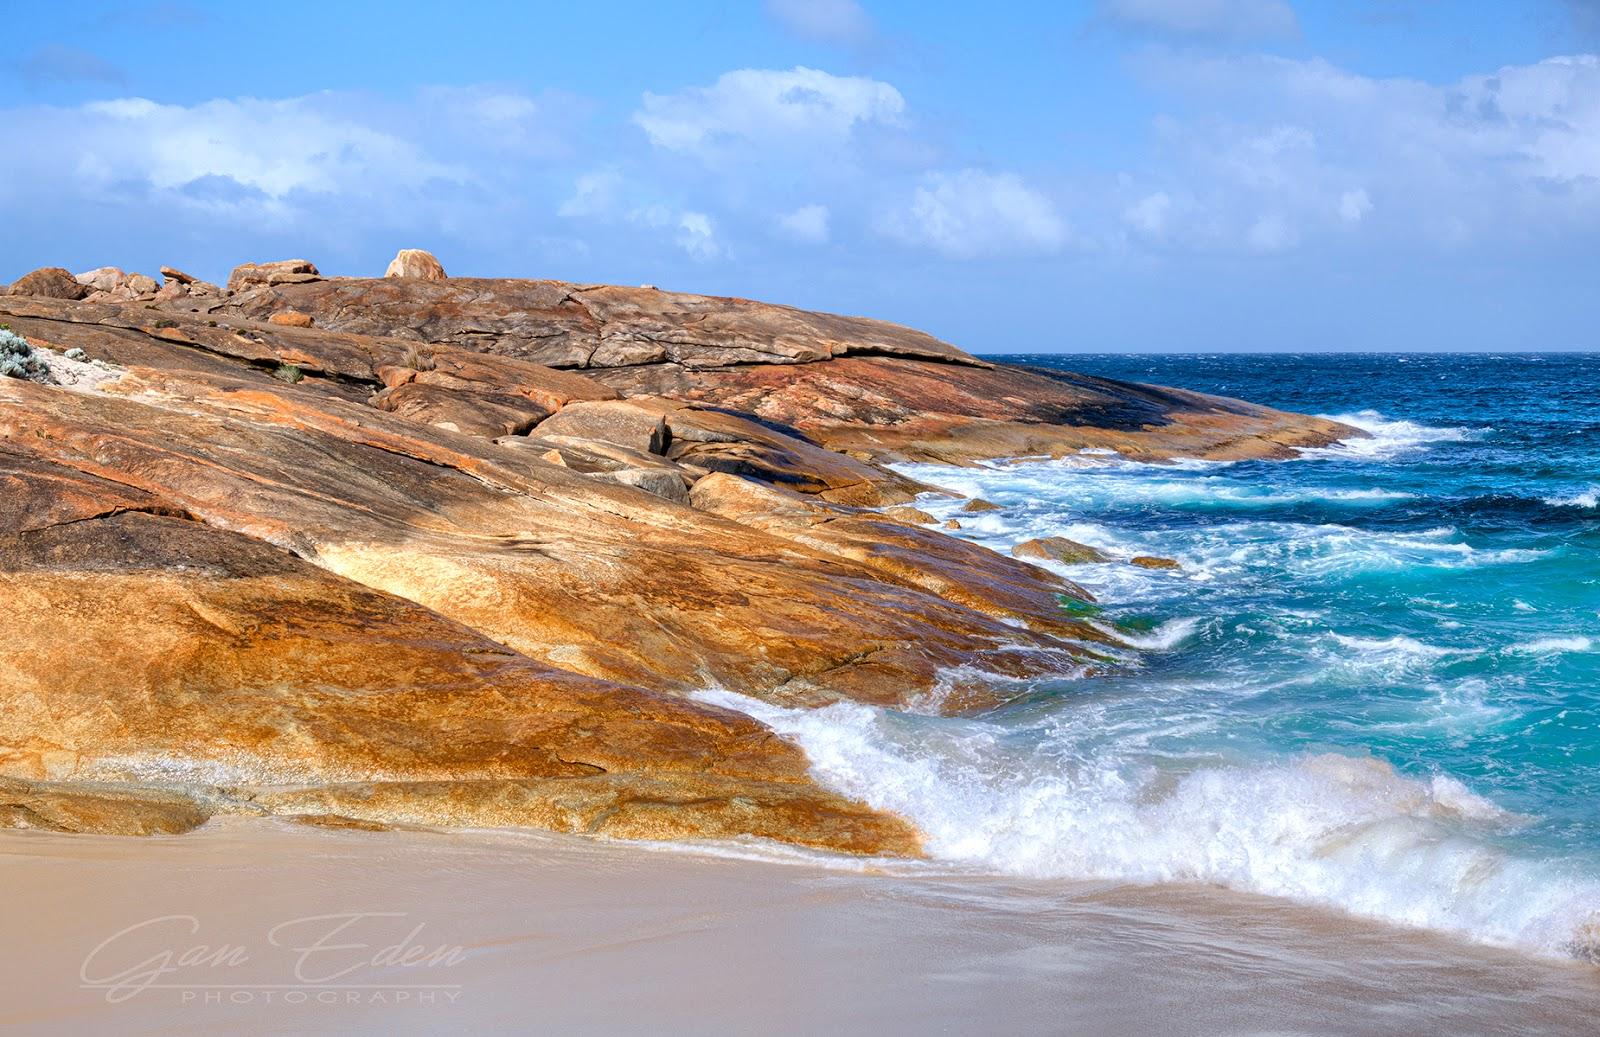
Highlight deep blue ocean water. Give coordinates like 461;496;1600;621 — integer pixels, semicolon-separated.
707;353;1600;958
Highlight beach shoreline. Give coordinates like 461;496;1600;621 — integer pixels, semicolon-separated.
6;818;1598;1035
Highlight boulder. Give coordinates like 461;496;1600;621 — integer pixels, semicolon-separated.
227;259;321;294
6;268;88;300
385;248;447;280
125;273;159;296
1012;537;1111;565
74;267;128;293
268;310;315;328
152;281;188;304
159;265;200;285
515;432;684;476
961;499;1002;513
1130;555;1181;570
371;382;553;437
535;399;671;455
593;467;692;504
882;506;937;525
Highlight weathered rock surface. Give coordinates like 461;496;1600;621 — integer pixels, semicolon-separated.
204;276;1352;463
6;267;89;300
373;381;552;436
596;355;1356;464
385;248;447;280
535;399;672;454
1012;536;1111;565
0;265;1357;853
226;258;320;294
0;458;916;852
215;277;980;370
74;267;128;293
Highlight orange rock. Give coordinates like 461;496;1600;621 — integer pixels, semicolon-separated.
1012;537;1110;565
385;248;447;280
0;473;917;854
268;309;315;327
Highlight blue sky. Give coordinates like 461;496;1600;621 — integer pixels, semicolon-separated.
3;1;1599;352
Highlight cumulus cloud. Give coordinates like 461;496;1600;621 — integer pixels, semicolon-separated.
765;0;875;46
877;170;1067;257
1099;0;1299;40
632;67;905;161
63;95;460;201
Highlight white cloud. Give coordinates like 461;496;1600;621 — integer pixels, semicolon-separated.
877;170;1067;258
765;0;875;46
1338;188;1371;225
674;211;721;260
558;171;722;260
73;95;462;200
1113;53;1600;252
778;203;830;243
1124;191;1174;237
1100;0;1299;39
559;169;624;218
632;67;905;160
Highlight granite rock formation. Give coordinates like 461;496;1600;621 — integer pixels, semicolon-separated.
0;259;1357;853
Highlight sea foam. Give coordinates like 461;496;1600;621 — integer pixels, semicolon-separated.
698;689;1600;958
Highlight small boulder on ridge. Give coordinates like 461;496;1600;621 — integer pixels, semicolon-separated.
385;249;447;280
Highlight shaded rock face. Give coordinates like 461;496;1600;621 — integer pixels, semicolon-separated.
6;268;89;301
0;267;1355;852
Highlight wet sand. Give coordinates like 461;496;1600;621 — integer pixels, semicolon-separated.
3;819;1597;1035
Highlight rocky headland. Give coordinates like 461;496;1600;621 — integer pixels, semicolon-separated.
0;253;1356;854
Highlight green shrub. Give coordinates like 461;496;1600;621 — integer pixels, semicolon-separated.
273;363;304;384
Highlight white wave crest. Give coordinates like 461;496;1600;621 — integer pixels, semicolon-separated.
1307;409;1475;461
698;689;1600;957
1506;636;1595;656
1543;487;1599;509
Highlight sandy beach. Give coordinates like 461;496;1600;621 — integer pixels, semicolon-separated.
3;819;1596;1035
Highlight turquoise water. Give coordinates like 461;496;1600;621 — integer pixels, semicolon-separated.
704;353;1600;958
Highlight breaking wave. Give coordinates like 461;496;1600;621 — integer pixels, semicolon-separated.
699;689;1600;958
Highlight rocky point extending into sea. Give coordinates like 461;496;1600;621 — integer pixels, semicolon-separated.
0;252;1355;854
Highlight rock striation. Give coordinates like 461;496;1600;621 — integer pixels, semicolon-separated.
0;257;1359;853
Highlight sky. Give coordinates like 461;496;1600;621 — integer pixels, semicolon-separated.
3;0;1599;352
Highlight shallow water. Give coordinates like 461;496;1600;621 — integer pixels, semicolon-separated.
706;353;1600;959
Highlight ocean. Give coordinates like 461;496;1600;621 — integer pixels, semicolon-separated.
703;352;1600;959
